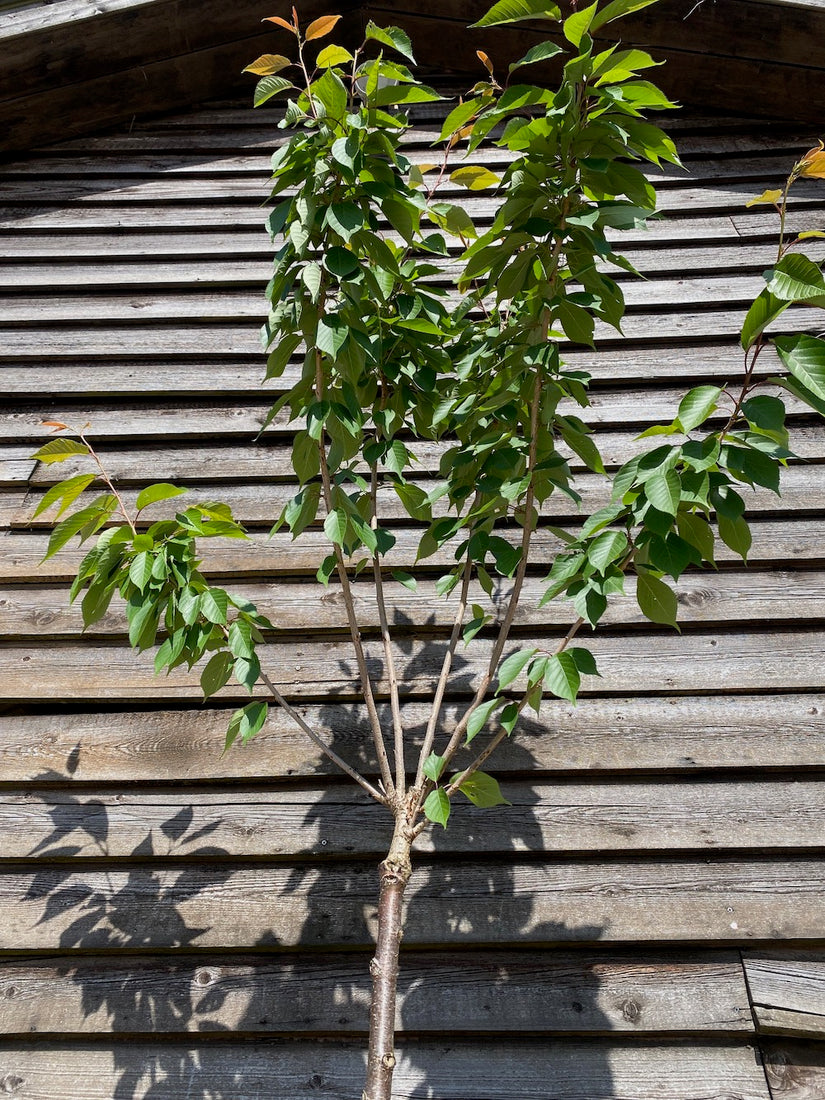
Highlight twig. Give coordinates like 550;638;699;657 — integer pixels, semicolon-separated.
315;349;396;799
259;670;387;804
413;557;473;791
371;466;406;796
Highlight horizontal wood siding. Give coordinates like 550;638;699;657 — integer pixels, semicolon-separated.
2;105;824;1097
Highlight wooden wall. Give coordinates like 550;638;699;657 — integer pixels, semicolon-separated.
2;0;825;151
1;102;825;1097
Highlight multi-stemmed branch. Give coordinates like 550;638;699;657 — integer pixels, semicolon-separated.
29;3;825;1099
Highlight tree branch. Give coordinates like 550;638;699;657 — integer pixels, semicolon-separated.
413;556;473;792
259;670;388;804
314;349;396;799
371;465;406;796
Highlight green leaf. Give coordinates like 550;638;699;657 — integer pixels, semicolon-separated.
497;648;536;689
234;653;261;692
423;788;450;828
676;511;715;564
42;496;117;561
635;570;679;628
740;286;787;350
254;74;295;107
324;508;348;545
225;701;268;751
508;40;564;72
774;334;825;401
590;0;660;31
201;588;229;626
465;696;501;743
588;529;627;573
201;651;233;698
450;166;501;191
767;253;825;303
364;21;416;63
439;99;485;141
458;771;511;808
391;570;418;591
570;647;599;676
317;315;349;358
128;551;153;592
472;0;562;27
563;0;597;45
372;84;442;107
316;44;353;68
677;386;722;433
136;483;187;511
644;469;680;516
30;438;89;464
311;68;347;119
543;652;581;703
423;753;447;782
717;513;751;561
32;473;96;519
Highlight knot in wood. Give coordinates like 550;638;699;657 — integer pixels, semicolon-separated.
621;999;642;1023
0;1076;24;1094
381;1052;396;1070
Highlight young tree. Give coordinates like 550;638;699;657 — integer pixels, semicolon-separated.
30;2;825;1096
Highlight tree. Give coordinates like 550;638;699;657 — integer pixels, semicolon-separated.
30;2;825;1097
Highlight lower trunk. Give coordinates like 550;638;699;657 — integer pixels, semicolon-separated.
362;816;413;1100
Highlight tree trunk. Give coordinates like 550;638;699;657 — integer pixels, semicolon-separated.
362;814;413;1100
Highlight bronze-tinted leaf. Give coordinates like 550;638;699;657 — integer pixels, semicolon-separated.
263;14;297;32
798;140;825;180
243;53;292;75
476;49;494;75
305;13;342;40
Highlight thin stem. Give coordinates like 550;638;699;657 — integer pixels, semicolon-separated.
437;363;544;772
259;670;387;804
371;465;406;796
413;557;473;792
79;430;137;537
431;617;586;819
315;349;396;799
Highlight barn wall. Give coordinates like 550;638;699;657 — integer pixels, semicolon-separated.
0;101;824;1097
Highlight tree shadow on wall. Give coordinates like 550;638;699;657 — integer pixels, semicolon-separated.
14;628;616;1100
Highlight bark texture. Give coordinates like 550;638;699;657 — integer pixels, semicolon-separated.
362;818;413;1100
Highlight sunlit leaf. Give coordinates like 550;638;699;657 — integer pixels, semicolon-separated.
450;166;501;191
243;54;291;76
305;14;341;40
423;788;450;827
471;0;562;28
745;188;783;208
458;771;511;807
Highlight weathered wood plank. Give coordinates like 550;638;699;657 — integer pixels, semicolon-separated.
0;273;785;322
3;858;825;949
0;341;796;393
1;629;824;703
1;693;821;783
744;952;825;1039
0;951;751;1035
0;1039;773;1099
4;779;825;859
4;239;824;290
11;463;825;533
3;518;823;586
1;305;819;356
763;1040;825;1100
5;571;825;640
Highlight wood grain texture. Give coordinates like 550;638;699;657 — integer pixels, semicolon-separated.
0;950;752;1036
3;779;825;859
5;571;825;640
1;693;821;783
744;952;825;1039
3;858;825;949
4;517;824;584
763;1040;825;1100
2;629;825;703
0;1039;773;1098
